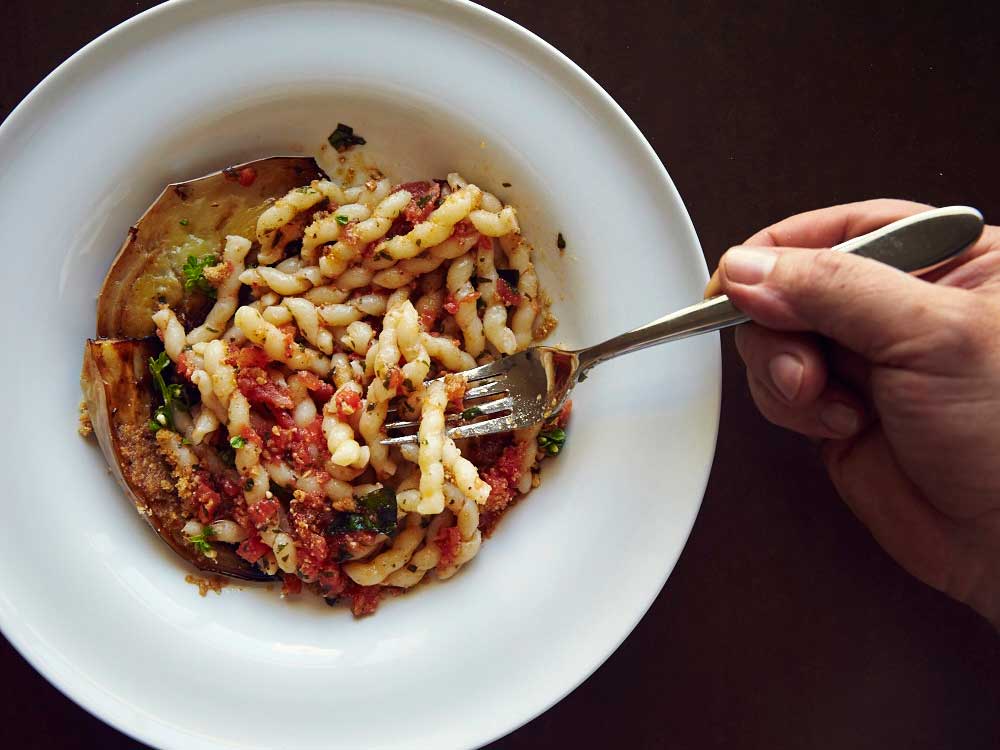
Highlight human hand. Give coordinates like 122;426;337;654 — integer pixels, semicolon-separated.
709;199;1000;627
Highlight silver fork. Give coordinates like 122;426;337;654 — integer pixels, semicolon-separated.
382;206;983;445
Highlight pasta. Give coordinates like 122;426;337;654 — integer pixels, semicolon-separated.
136;168;564;616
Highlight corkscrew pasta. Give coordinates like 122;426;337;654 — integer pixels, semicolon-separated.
139;168;566;616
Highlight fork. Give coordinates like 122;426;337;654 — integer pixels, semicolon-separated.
382;206;984;445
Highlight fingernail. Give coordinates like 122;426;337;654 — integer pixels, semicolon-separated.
769;353;804;401
723;247;777;285
820;402;860;436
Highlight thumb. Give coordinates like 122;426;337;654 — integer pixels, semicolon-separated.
718;245;970;363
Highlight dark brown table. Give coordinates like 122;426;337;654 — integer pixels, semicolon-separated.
4;2;998;748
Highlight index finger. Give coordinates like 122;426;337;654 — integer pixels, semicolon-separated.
704;199;932;298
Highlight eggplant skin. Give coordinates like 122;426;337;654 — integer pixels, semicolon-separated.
97;157;323;339
81;338;272;581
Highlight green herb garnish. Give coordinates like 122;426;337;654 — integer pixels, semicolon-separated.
461;406;484;420
181;254;217;298
327;122;367;152
147;352;187;431
335;214;349;226
230;436;247;449
187;525;216;557
179;218;189;226
327;487;397;535
416;195;432;208
538;427;566;455
556;232;566;250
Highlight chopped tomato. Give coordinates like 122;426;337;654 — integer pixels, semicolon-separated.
248;498;280;527
481;441;527;513
238;167;257;187
192;472;222;524
237;367;295;410
346;583;382;616
495;277;523;306
335;388;362;419
387;367;404;392
434;526;462;569
227;345;270;370
237;533;270;563
281;574;302;596
174;352;195;381
397;181;441;224
296;370;334;401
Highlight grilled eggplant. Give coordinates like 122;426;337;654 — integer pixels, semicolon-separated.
82;157;323;579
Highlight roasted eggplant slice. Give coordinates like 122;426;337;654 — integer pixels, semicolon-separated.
97;157;323;339
85;157;324;580
81;338;270;580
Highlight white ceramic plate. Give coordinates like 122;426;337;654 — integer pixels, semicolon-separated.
0;1;719;748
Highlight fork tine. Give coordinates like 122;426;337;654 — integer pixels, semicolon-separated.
445;414;520;440
463;379;509;400
384;396;513;433
379;432;420;446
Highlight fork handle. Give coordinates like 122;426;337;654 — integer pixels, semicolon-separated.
575;205;984;373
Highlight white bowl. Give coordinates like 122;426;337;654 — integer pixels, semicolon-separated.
0;1;720;748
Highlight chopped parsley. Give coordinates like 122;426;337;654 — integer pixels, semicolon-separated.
147;352;187;432
416;194;432;208
335;214;350;225
557;232;566;250
181;254;217;298
187;526;216;557
179;218;189;226
375;249;392;261
327;487;397;535
230;435;247;449
502;182;512;188
327;122;367;152
538;427;566;455
461;406;484;420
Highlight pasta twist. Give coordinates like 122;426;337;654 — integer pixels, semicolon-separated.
499;233;540;349
318;189;412;278
342;513;425;585
446;251;485;357
322;385;369;469
476;239;517;355
373;184;482;260
256;185;326;264
234;305;331;376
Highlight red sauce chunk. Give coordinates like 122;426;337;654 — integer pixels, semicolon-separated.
495;277;523;307
237;533;270;564
297;370;334;402
247;498;279;528
335;388;362;419
237;367;295;411
238;166;257;187
346;583;383;617
398;181;441;224
281;574;302;596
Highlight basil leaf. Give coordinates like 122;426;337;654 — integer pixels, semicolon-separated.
327;122;367;152
327;487;397;535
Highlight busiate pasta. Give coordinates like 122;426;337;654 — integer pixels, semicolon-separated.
144;168;569;616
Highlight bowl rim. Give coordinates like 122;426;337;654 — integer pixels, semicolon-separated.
0;1;720;747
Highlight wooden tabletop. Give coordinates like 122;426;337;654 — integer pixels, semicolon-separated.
3;1;998;747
